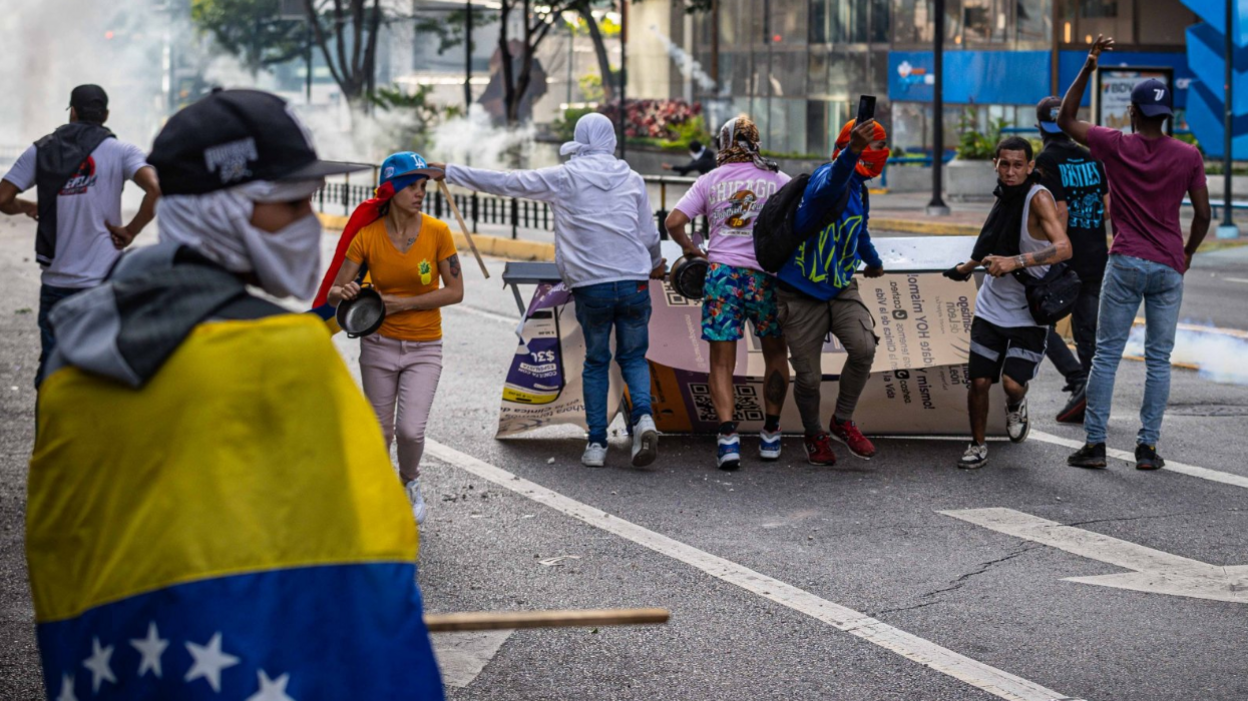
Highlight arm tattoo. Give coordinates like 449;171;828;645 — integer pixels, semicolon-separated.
764;369;788;406
1029;245;1060;265
447;254;461;279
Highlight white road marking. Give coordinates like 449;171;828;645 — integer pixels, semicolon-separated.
1030;429;1248;490
942;508;1248;604
452;305;516;325
430;629;514;688
425;440;1084;701
1223;277;1248;285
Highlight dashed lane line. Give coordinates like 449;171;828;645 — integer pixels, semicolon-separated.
425;439;1085;701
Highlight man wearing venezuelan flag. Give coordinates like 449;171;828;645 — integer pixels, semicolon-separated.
26;89;445;700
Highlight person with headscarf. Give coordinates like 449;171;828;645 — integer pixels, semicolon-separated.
775;118;887;467
429;113;664;469
664;116;791;471
320;152;463;525
27;89;445;700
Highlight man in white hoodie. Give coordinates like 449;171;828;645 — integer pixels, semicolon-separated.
431;113;665;468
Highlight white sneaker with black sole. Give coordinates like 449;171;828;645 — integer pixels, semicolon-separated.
404;478;428;524
1006;398;1030;443
582;442;607;467
631;415;659;467
958;443;989;469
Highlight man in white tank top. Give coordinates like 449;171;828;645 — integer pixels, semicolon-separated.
945;137;1071;469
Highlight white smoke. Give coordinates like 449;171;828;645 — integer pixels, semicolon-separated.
1124;321;1248;386
429;107;536;171
648;25;722;95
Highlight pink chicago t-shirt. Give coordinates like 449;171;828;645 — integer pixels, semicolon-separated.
673;161;791;272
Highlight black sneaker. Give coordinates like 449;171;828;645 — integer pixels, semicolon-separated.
1135;444;1165;471
1055;384;1087;424
1068;442;1107;469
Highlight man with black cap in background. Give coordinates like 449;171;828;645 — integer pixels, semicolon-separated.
1033;95;1110;424
662;139;716;176
1057;36;1212;471
0;84;161;385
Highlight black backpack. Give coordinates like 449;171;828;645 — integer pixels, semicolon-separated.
753;172;851;273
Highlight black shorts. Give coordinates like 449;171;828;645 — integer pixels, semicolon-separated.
968;317;1048;385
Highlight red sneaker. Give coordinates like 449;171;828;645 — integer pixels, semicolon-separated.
804;433;838;466
829;417;876;459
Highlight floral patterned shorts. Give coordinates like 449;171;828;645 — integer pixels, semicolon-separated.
700;262;782;342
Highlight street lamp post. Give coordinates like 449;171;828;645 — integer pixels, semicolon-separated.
619;0;628;159
465;0;474;112
927;0;950;216
1218;0;1240;239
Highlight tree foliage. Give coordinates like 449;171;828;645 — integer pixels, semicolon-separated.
191;0;307;75
303;0;385;108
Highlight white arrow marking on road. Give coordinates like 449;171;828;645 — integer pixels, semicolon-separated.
941;508;1248;604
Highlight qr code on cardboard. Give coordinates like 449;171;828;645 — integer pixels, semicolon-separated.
688;383;765;423
663;281;700;307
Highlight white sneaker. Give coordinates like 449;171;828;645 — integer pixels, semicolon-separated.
631;415;659;467
405;478;427;524
1006;398;1030;443
582;442;607;468
958;443;988;469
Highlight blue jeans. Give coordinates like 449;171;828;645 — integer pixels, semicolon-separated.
37;284;84;387
1084;255;1183;446
572;281;653;445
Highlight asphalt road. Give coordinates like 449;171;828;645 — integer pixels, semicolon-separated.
2;216;1247;700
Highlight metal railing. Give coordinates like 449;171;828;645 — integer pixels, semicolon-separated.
315;173;709;242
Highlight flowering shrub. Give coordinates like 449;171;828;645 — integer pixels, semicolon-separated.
597;99;703;140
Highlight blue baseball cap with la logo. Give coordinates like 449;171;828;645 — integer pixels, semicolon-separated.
1131;79;1173;118
378;152;442;188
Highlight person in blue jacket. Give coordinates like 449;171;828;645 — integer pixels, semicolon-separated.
776;118;888;466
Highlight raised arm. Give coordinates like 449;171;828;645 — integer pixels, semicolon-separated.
1058;35;1115;146
437;163;564;203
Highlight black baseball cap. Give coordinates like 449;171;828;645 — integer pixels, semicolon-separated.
1035;96;1063;134
69;84;108;113
149;89;367;196
1131;78;1173;118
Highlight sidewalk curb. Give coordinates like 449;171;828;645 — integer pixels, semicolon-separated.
318;213;556;262
870;217;981;236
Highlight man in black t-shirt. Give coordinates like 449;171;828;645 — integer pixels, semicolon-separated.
1034;96;1110;423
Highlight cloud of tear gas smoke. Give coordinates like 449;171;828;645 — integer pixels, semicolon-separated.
0;0;177;150
1125;321;1248;386
428;108;536;171
649;25;722;95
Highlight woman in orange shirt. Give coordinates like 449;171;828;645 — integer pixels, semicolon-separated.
327;153;464;524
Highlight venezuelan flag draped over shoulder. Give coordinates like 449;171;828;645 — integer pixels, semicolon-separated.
28;295;444;698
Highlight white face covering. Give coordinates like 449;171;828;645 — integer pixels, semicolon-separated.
157;179;325;300
238;211;324;299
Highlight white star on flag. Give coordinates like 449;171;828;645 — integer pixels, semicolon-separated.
82;637;117;693
55;673;77;701
245;669;297;701
185;632;240;692
130;622;169;678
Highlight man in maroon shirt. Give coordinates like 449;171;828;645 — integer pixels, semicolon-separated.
1056;35;1213;471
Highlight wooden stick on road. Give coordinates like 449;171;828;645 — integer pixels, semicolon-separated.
424;608;670;633
437;180;490;279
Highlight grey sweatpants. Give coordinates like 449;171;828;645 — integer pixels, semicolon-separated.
359;335;444;482
777;280;878;435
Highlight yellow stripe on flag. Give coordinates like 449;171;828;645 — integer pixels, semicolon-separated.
28;314;416;622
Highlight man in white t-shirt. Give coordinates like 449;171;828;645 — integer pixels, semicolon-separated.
0;85;160;385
